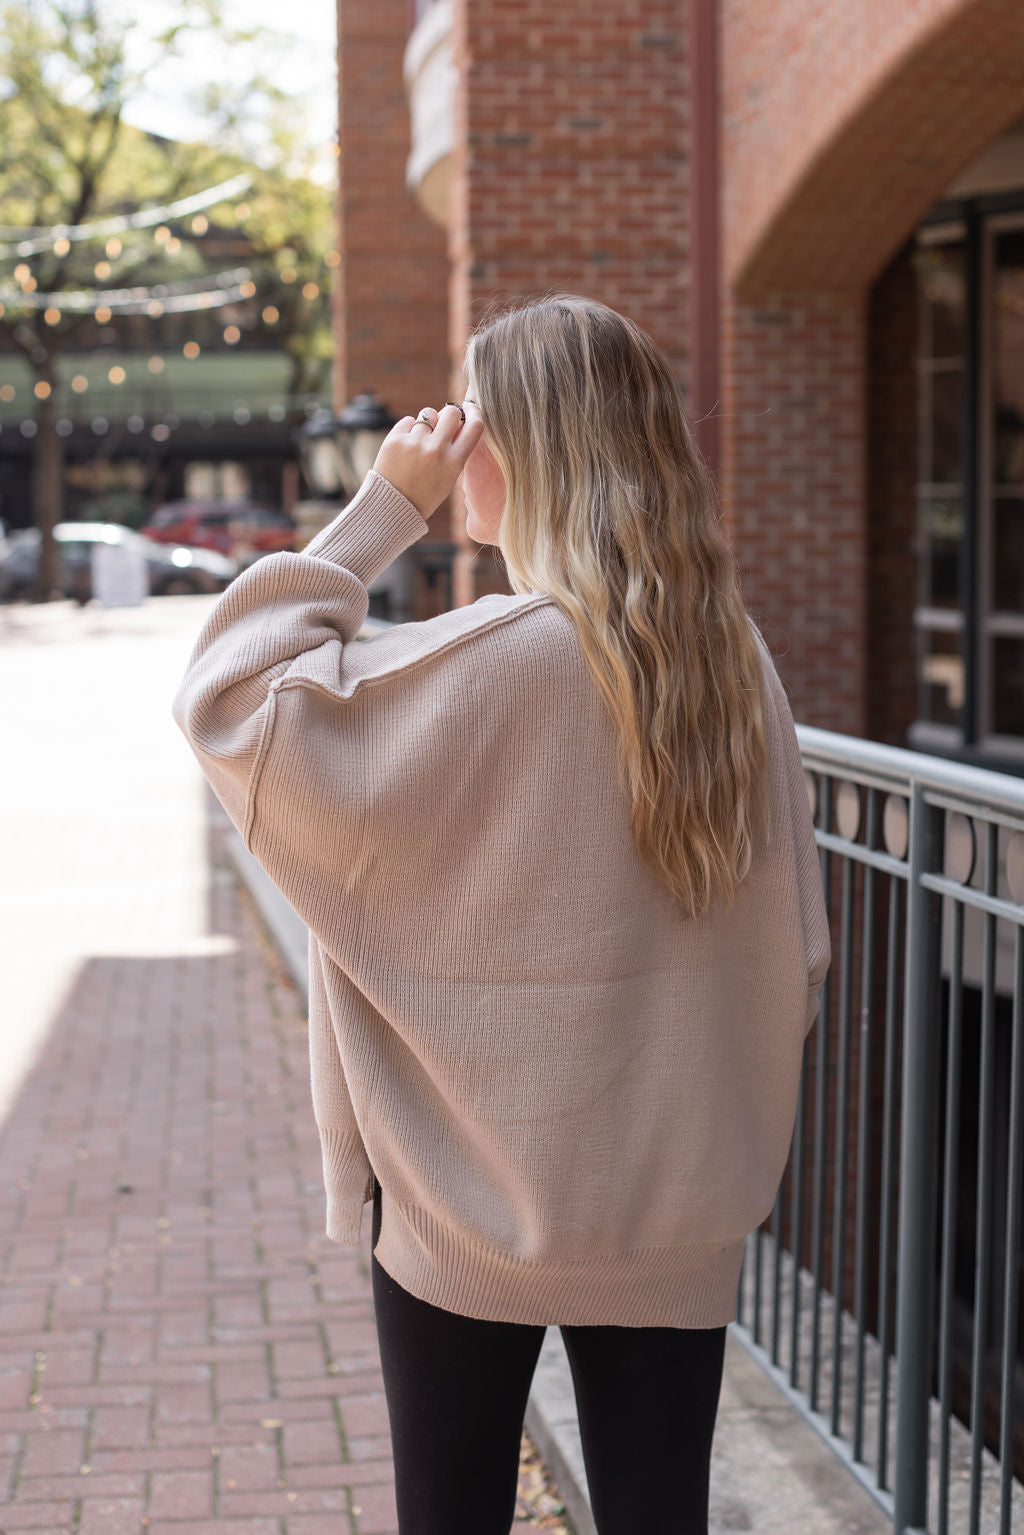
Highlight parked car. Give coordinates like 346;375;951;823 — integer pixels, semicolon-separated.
0;523;238;602
141;500;297;559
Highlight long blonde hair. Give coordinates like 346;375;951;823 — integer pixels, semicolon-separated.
465;293;771;918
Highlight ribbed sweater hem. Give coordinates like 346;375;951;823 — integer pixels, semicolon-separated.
372;1198;746;1328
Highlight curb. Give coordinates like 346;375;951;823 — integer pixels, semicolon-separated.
223;821;597;1535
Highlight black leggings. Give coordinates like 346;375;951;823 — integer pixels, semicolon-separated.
370;1184;727;1535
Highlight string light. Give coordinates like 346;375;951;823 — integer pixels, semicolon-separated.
191;215;208;235
94;261;111;279
13;263;29;282
223;325;240;344
95;305;112;322
0;267;254;315
147;357;165;374
0;384;14;401
34;381;51;399
154;226;171;244
0;172;252;257
106;237;121;258
324;251;340;268
108;366;126;384
71;375;88;392
262;305;279;324
239;280;256;297
302;281;319;300
280;266;296;284
53;237;70;257
183;341;200;359
165;236;181;255
43;307;60;326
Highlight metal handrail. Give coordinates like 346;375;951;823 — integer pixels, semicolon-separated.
733;723;1024;1535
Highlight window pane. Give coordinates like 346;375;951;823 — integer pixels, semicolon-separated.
919;493;962;607
993;228;1024;487
993;636;1024;735
918;626;963;728
993;495;1024;613
930;366;963;484
918;242;965;358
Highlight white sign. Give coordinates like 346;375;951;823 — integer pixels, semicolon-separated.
91;541;148;608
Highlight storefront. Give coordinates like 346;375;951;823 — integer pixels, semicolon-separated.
914;123;1024;762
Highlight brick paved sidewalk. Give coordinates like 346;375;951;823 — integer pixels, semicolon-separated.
0;598;567;1535
0;814;398;1535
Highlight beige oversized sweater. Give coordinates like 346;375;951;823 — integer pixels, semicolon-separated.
173;468;831;1328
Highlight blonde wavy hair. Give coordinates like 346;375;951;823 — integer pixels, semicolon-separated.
464;293;772;918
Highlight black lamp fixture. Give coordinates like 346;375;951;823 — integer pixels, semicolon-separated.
335;392;397;498
296;392;397;501
295;406;344;497
295;390;458;616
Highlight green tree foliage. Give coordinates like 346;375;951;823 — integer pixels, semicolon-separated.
0;0;335;595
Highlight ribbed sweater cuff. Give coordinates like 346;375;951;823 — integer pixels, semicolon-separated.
325;1191;370;1246
318;1126;374;1246
303;470;429;588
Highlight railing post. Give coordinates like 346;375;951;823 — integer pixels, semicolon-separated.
893;779;945;1534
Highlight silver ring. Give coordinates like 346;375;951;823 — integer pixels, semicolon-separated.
414;410;435;430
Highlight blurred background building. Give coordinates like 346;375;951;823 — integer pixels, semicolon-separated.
335;0;1024;771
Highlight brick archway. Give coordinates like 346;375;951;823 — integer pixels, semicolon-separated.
725;0;1024;300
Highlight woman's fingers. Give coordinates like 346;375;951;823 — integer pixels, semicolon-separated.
373;400;482;519
434;402;485;463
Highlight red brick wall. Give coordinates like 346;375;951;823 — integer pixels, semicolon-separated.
720;292;867;733
336;0;451;557
448;0;691;605
721;0;1024;296
715;0;1024;735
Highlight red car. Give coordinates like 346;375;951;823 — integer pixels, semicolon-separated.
142;501;296;559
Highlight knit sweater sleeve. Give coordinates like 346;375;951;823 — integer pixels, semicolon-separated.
750;623;832;1035
307;932;375;1243
170;469;429;844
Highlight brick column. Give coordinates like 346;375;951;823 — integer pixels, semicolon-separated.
448;0;691;607
335;0;452;561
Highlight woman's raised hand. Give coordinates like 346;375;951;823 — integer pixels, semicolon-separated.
372;401;485;522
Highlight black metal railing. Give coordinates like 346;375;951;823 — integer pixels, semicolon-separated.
733;725;1024;1534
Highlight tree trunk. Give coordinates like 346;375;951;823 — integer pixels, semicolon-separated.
32;377;63;601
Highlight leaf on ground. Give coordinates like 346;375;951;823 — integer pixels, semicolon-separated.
516;1429;572;1532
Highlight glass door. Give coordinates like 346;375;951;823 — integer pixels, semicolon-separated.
914;226;967;739
980;215;1024;753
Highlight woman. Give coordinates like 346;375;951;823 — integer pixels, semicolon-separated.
173;293;831;1535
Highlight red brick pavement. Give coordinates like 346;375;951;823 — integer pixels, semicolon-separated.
0;819;396;1535
0;599;564;1535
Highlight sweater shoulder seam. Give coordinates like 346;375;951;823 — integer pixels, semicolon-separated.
272;592;558;703
244;683;279;852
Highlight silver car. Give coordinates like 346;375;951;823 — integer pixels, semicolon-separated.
0;522;238;602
